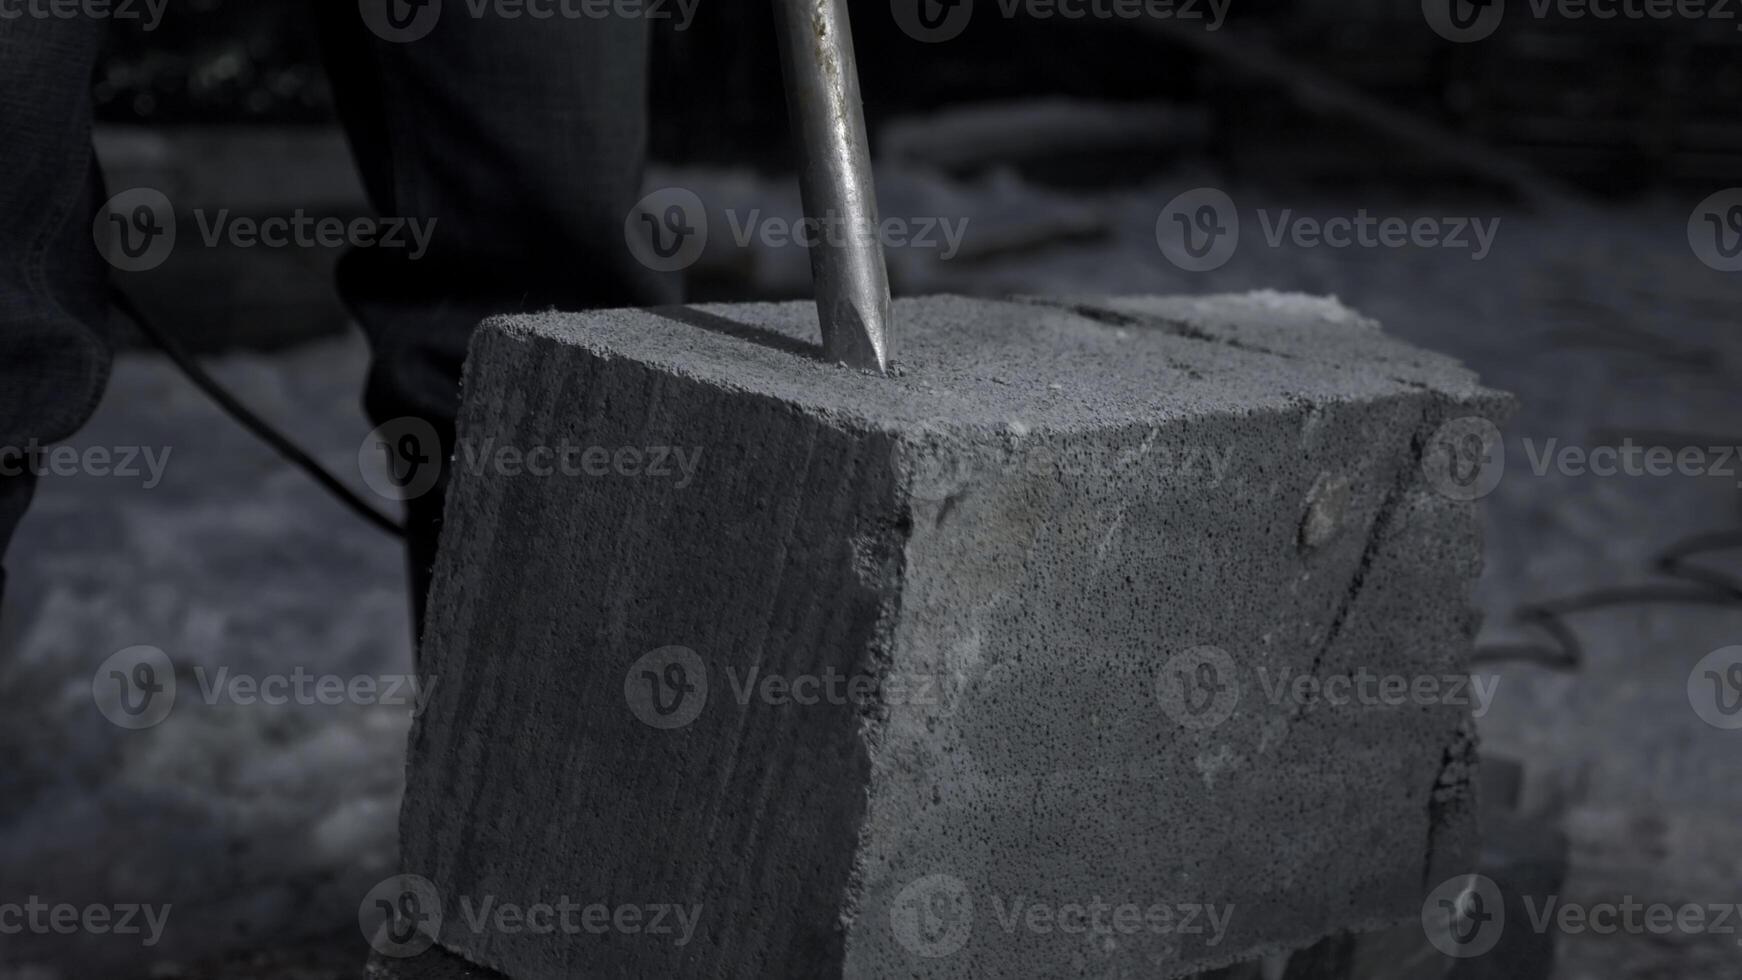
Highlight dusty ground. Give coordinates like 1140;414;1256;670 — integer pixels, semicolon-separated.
1;166;1738;978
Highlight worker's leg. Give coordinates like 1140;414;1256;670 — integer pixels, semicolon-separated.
316;4;676;426
0;17;114;612
317;4;678;640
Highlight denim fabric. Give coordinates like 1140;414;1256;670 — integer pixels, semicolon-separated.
0;16;112;450
0;5;676;622
312;4;678;429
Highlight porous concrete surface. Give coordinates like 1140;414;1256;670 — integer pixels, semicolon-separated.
400;293;1507;979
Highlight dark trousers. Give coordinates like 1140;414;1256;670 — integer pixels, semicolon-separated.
0;6;677;632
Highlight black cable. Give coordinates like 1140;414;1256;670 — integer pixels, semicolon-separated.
111;288;408;540
1472;527;1742;670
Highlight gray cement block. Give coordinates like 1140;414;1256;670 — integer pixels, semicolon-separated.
396;292;1510;979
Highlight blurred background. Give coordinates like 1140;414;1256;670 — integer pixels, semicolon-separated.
2;2;1740;977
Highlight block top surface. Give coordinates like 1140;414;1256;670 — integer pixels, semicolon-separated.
483;293;1495;433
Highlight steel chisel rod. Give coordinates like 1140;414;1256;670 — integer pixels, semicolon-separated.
771;0;892;372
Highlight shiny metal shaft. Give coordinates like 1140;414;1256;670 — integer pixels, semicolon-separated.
771;0;892;372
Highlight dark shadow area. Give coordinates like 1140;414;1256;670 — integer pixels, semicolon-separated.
650;303;827;364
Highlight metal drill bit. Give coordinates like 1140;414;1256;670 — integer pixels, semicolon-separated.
772;0;892;373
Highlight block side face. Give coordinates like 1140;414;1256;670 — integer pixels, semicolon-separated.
402;327;908;979
845;387;1500;978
